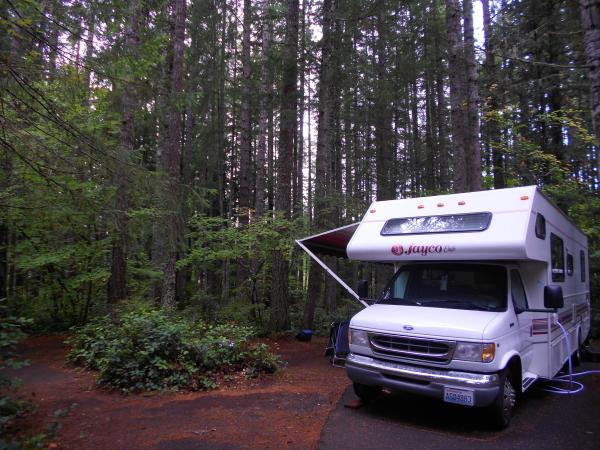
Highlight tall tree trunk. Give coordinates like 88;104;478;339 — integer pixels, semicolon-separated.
294;0;307;217
237;0;252;293
271;0;299;331
159;0;186;309
305;0;335;330
374;11;394;201
0;0;11;301
239;0;252;225
445;0;467;192
482;0;504;189
107;0;141;312
255;1;272;217
463;0;481;190
580;0;600;149
83;9;95;108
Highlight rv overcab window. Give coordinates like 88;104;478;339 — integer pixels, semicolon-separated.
380;212;491;236
551;233;565;282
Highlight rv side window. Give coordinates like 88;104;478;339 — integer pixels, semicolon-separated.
580;250;586;282
510;270;528;312
535;214;546;239
567;253;574;276
551;233;565;282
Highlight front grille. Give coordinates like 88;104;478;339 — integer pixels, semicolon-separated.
369;333;455;364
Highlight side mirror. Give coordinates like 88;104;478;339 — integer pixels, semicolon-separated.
357;279;369;299
544;285;564;309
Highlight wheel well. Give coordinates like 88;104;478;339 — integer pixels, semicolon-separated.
506;356;522;395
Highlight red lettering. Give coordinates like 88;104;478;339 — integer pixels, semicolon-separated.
391;243;456;256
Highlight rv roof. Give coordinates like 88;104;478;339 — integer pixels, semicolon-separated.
297;186;586;263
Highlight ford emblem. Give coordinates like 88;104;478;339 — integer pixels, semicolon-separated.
403;325;414;331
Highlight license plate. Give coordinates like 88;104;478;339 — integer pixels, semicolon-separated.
443;387;474;406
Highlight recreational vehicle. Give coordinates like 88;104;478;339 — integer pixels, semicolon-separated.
297;186;590;428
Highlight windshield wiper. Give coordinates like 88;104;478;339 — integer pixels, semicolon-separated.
416;299;495;311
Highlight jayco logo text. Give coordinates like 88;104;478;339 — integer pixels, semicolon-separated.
390;244;456;256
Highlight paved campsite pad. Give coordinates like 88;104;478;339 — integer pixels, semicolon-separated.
9;335;349;449
319;362;600;450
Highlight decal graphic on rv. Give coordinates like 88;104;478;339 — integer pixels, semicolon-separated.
391;243;456;256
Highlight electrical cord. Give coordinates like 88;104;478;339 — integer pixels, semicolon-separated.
536;320;600;395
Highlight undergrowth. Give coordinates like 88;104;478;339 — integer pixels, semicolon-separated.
67;307;284;392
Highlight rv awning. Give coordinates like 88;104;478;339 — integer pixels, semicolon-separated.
296;223;367;307
296;223;359;258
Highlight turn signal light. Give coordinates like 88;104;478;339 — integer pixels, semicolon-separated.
482;343;496;363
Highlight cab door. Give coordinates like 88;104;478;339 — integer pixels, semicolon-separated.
510;269;534;373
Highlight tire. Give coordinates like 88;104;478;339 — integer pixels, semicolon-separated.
353;382;382;403
489;370;516;430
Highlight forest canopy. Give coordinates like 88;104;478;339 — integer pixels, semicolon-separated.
0;0;599;334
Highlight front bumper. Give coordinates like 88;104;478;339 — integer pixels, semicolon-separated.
346;353;501;407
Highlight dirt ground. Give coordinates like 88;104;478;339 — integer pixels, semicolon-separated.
8;335;350;450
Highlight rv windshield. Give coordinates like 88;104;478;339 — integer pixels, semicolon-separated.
378;264;507;312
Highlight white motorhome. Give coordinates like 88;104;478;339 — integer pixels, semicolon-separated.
297;186;590;428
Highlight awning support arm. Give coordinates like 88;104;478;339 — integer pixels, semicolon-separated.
296;239;369;308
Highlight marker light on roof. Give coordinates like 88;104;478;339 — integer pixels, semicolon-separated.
370;209;376;213
437;202;444;207
418;204;424;209
521;195;529;200
458;201;466;206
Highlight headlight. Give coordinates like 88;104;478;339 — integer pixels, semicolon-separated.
349;328;369;347
454;342;495;363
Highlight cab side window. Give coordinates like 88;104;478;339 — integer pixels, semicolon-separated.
511;270;528;313
567;253;574;276
535;214;546;239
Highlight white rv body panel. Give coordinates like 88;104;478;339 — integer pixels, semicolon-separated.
297;186;590;423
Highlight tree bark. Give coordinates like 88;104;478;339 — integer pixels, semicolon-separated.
580;0;600;149
107;0;141;311
159;0;186;310
239;0;252;225
271;0;299;331
374;10;395;201
305;0;335;330
445;0;468;192
482;0;504;189
463;0;481;191
255;1;271;217
255;4;269;216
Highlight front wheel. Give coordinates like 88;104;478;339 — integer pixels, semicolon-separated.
353;382;382;403
489;370;516;430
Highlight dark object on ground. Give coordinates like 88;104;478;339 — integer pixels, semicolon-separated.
344;399;364;410
325;321;350;366
582;341;600;362
295;329;313;342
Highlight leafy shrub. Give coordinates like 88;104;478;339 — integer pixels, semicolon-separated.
0;299;32;445
67;308;284;392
